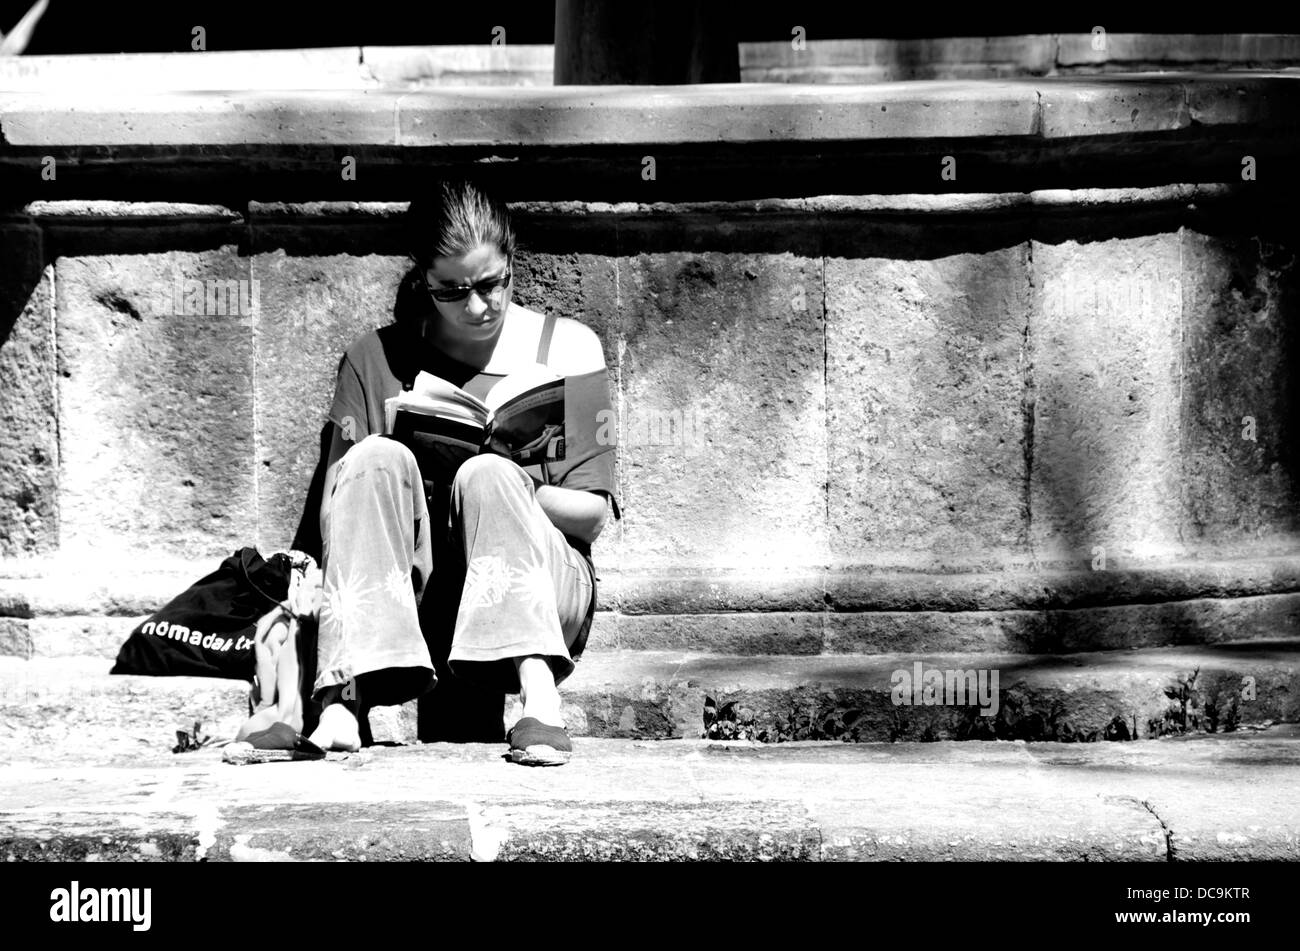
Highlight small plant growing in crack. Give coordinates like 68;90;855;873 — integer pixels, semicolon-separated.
1160;667;1201;735
172;720;212;753
1103;714;1137;741
702;696;756;740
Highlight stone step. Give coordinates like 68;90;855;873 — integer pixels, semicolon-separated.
10;554;1300;616
0;658;249;767
7;596;1300;663
5;556;1300;661
2;730;1299;861
562;643;1300;742
1;643;1295;763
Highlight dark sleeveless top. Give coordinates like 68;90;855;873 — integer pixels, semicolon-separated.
326;314;621;572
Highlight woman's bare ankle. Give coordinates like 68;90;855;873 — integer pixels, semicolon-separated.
515;657;563;728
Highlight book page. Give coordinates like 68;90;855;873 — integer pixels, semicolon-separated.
385;397;484;435
410;371;489;414
385;371;489;434
484;363;563;415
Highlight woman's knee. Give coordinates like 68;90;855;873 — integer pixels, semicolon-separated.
345;433;418;472
451;453;527;499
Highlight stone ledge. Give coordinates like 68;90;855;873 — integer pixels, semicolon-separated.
0;48;371;92
1;75;1295;149
3;733;1299;861
562;643;1299;741
0;46;559;93
7;554;1300;619
3;78;1293;199
594;593;1300;655
15;200;244;220
5;591;1300;661
361;45;556;88
2;644;1295;755
5;38;1297;93
10;184;1257;224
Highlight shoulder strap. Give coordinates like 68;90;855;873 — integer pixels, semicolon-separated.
535;313;558;364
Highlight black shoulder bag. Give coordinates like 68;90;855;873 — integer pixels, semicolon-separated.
111;547;296;681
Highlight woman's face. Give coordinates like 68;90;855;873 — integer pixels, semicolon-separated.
423;243;512;344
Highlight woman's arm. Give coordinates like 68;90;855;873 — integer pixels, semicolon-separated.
533;481;609;547
530;317;614;545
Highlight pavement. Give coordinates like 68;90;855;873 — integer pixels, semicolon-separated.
2;726;1297;862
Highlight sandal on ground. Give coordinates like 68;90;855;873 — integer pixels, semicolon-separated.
507;716;572;766
222;721;326;764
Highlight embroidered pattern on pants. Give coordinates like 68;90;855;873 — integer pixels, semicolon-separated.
383;564;418;612
462;553;515;609
462;552;554;614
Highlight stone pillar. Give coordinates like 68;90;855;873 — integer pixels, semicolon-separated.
554;0;739;85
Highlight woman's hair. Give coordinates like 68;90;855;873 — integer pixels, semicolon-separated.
405;179;516;268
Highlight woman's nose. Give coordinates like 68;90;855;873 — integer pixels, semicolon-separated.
465;292;489;318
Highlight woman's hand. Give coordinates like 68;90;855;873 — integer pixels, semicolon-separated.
253;606;292;648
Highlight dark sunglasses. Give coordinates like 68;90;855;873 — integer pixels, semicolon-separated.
415;259;513;307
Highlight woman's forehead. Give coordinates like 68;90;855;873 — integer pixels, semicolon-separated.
428;245;509;283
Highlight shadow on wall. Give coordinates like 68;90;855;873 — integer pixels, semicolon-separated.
0;227;54;557
1177;223;1300;553
1024;202;1300;656
289;420;331;565
0;232;43;338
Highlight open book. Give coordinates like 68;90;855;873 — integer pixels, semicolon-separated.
384;364;566;481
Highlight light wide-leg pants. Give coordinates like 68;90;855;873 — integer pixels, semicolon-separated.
314;434;595;705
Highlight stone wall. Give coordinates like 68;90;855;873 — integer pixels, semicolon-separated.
1;76;1298;665
3;188;1297;589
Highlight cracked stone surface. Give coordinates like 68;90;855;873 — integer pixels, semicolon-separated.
1;727;1296;861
